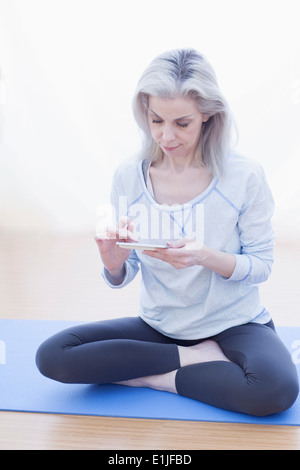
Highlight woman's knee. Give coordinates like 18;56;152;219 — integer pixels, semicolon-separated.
36;323;92;382
36;340;57;381
35;335;74;383
246;364;299;416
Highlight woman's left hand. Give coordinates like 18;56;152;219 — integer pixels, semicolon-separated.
142;239;207;269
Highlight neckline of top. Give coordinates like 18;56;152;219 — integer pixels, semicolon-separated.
138;159;218;210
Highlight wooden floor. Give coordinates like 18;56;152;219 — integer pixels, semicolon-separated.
0;230;300;450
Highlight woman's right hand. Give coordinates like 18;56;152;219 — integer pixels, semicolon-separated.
94;216;138;278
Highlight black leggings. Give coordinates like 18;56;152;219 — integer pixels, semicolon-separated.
35;317;299;417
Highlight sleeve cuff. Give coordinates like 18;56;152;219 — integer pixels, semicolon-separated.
222;254;252;282
101;264;129;288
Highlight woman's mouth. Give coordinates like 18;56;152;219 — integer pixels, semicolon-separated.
162;145;180;152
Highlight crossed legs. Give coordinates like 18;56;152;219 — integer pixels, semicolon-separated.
36;316;299;416
116;340;230;393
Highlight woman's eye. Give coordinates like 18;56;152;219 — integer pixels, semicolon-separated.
151;119;189;128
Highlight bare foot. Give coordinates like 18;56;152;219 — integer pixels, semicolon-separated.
115;370;178;394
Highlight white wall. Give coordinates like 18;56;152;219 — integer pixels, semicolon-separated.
0;0;299;238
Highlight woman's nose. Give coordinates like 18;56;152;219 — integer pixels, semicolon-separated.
162;125;176;143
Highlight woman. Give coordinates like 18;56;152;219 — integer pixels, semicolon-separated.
36;49;299;416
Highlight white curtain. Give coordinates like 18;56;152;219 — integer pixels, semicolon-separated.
0;0;299;238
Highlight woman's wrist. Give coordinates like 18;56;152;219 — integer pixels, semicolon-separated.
105;264;126;285
196;245;236;278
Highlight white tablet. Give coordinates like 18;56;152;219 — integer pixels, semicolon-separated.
116;240;168;251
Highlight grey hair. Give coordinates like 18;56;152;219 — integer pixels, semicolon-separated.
132;48;236;177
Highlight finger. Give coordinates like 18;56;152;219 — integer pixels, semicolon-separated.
106;226;118;239
119;230;139;242
127;230;139;242
127;218;136;233
95;222;110;239
95;226;115;240
118;227;139;242
118;217;139;241
166;239;187;249
97;216;135;240
118;216;135;229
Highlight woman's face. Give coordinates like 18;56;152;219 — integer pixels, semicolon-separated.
147;95;208;162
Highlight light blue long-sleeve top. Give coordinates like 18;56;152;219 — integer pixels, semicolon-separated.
102;153;274;340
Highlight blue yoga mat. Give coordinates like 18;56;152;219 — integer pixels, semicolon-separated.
1;319;300;425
